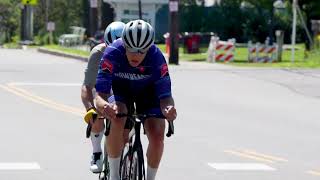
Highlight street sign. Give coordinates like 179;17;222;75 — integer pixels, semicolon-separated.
21;0;38;5
47;22;55;32
169;1;178;12
311;20;320;32
90;0;98;8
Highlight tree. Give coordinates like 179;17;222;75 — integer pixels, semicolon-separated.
0;0;20;42
299;0;320;19
33;0;84;44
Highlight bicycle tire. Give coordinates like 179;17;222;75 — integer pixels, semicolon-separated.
99;137;110;180
131;152;139;180
136;148;145;180
120;151;130;180
120;150;140;180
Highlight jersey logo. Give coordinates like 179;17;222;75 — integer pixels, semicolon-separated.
101;59;113;73
114;72;151;80
160;64;168;77
139;66;145;73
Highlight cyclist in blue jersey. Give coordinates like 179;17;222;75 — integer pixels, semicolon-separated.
81;21;125;173
95;20;177;180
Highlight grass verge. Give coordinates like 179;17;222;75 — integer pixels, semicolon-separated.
43;45;90;57
43;43;320;68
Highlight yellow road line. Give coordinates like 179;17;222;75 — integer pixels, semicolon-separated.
307;170;320;176
0;84;83;117
241;150;288;162
224;150;275;163
8;84;83;114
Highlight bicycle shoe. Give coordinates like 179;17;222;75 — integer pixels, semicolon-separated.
90;152;103;173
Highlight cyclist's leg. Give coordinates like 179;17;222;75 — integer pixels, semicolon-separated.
136;87;165;180
144;117;165;180
106;81;131;180
106;100;127;180
90;117;105;173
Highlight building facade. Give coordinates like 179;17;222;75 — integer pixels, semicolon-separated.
103;0;167;28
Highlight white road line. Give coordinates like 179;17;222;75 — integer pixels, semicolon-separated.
208;163;276;171
9;82;81;86
0;163;41;170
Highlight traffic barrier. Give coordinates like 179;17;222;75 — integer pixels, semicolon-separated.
207;36;236;63
248;40;277;63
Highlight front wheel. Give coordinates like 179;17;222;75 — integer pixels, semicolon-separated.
120;151;141;180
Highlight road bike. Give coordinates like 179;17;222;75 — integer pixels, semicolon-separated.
117;112;174;180
87;106;174;180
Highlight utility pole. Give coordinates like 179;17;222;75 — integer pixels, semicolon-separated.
269;3;275;45
23;5;34;42
138;0;142;19
291;0;297;63
45;0;49;27
21;0;38;43
169;0;179;65
20;5;26;41
89;0;98;37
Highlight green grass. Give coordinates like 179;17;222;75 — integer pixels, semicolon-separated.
230;45;320;68
3;42;21;49
160;43;320;68
156;43;207;61
3;42;40;49
43;45;90;57
42;43;320;68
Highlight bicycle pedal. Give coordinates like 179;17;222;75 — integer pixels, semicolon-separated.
93;171;103;174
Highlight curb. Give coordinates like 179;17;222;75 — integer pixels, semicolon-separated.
38;47;88;62
36;46;236;70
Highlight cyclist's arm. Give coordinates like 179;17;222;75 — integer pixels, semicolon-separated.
95;55;114;116
81;85;95;110
81;45;104;110
95;92;112;116
160;96;175;111
153;49;176;119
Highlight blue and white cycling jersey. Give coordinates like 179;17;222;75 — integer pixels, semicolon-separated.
95;39;172;107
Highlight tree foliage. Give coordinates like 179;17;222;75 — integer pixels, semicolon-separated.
33;0;84;43
1;0;320;44
179;0;320;43
0;0;20;42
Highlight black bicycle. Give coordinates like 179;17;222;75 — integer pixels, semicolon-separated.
87;109;174;180
117;113;174;180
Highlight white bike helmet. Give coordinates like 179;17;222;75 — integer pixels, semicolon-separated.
122;20;155;52
104;21;125;45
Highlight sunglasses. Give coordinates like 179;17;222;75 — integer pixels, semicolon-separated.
125;46;148;54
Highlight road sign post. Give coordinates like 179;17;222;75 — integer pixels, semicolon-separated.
47;22;55;44
169;0;179;65
89;0;98;37
291;0;297;63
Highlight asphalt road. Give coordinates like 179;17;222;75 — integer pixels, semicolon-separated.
0;48;320;180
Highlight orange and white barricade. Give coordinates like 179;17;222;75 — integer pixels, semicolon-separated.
248;41;277;63
207;36;235;63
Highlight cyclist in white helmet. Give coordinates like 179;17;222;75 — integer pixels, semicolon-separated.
96;19;177;180
81;21;125;173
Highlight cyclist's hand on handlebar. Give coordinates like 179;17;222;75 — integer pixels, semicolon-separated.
84;107;98;124
163;105;177;121
103;103;117;120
